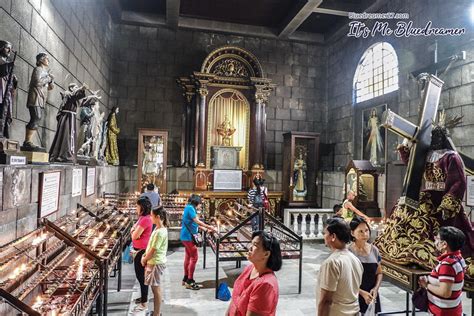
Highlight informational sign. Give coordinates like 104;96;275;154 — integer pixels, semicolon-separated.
467;176;474;207
72;168;83;197
86;167;96;196
213;169;242;191
10;155;27;165
39;171;61;218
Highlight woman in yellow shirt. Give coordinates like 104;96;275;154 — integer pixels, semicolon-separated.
341;191;369;222
141;207;168;316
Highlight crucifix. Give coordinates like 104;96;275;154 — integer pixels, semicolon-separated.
382;74;444;210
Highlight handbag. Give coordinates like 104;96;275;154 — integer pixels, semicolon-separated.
184;222;203;247
217;282;231;301
363;302;376;316
412;287;428;312
263;191;270;210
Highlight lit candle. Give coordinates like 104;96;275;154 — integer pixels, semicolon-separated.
217;221;220;234
33;295;43;310
76;259;84;280
126;200;130;209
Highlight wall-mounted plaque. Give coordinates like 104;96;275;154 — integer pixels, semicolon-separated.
467;176;474;207
213;169;242;191
86;167;96;196
72;168;83;197
39;171;61;218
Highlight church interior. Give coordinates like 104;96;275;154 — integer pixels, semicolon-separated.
1;0;474;314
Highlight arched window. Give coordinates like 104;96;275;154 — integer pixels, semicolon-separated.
353;42;399;103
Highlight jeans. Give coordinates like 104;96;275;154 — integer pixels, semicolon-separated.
182;241;198;280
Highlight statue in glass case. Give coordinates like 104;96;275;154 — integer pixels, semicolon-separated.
105;106;120;165
293;146;307;200
216;115;236;146
142;136;164;187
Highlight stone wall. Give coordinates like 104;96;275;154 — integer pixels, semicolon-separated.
0;164;121;245
324;0;474;170
1;0;113;148
109;26;327;170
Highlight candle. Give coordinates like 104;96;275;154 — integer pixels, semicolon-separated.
126;200;130;209
33;295;43;310
76;259;84;280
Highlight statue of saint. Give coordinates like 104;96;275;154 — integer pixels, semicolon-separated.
49;83;87;163
365;109;384;166
98;120;108;162
77;93;99;157
105;106;120;165
216;115;236;146
142;136;160;175
293;147;307;200
23;53;54;151
91;101;105;160
0;40;17;139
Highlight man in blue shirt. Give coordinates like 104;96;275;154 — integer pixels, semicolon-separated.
140;183;160;209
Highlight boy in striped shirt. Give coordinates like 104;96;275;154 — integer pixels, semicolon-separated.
419;226;467;316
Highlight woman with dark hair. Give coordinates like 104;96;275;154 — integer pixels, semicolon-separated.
247;175;268;231
227;230;282;316
180;194;216;290
105;106;120;165
131;197;153;312
349;216;382;314
317;218;363;316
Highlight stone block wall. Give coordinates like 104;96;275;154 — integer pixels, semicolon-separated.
0;164;121;245
1;0;113;148
109;26;327;170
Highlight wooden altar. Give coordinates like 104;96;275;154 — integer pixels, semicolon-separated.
177;46;275;190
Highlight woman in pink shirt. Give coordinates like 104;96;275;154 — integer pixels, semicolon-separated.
131;197;153;312
227;230;282;316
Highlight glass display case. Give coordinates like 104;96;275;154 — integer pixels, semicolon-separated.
137;129;168;193
282;132;320;207
345;160;381;217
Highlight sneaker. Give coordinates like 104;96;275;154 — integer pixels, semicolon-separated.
185;279;200;290
131;303;147;312
182;276;188;286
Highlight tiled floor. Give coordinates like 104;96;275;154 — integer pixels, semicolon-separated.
106;242;473;315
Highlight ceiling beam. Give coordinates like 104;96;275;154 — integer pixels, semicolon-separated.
166;0;180;29
121;11;325;43
313;8;349;17
278;0;323;38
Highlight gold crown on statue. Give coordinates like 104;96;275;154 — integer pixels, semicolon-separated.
433;110;463;132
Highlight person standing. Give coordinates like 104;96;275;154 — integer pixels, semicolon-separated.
418;226;466;316
141;206;168;316
140;183;161;209
180;194;216;290
341;191;369;222
131;197;153;312
247;175;267;231
317;217;363;316
227;230;282;316
23;52;54;151
349;216;382;314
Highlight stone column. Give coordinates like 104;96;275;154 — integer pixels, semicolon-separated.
181;92;194;167
254;87;271;169
197;87;208;167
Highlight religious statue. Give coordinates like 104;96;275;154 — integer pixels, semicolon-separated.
375;113;474;278
142;136;164;187
293;146;307;200
365;108;384;166
49;83;88;163
77;94;96;158
91;101;105;160
216;115;236;146
105;106;120;165
0;40;17;139
98;120;108;162
22;52;54;151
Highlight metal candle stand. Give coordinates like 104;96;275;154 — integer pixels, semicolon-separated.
202;207;303;299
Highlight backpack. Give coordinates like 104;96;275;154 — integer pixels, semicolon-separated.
253;191;264;207
217;282;231;301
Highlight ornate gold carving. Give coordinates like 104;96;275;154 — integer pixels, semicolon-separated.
382;265;410;286
197;88;208;97
216;115;236;146
438;193;462;219
424;162;446;183
213;59;249;78
201;46;263;78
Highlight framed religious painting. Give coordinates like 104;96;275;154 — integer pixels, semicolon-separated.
137;129;168;194
361;104;387;167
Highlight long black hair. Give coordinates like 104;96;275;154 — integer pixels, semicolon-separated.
152;206;168;227
107;106;118;123
252;230;282;271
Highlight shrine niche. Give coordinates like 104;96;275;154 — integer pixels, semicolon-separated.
177;46;275;190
